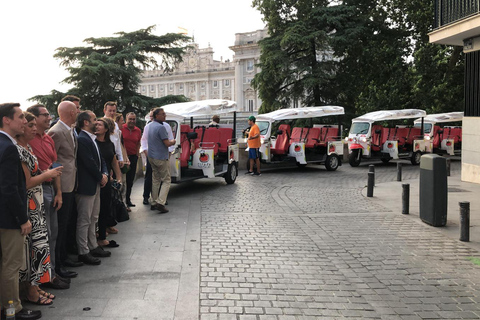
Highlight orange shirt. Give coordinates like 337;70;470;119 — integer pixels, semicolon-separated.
248;124;261;148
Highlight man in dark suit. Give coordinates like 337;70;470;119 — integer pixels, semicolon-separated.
0;103;41;320
75;111;110;265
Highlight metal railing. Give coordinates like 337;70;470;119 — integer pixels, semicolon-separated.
435;0;480;29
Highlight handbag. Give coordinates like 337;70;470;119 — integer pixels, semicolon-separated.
111;182;130;222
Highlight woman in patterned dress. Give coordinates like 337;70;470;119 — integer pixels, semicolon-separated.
15;112;63;305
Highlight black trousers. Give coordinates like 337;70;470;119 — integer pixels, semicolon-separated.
56;192;74;269
142;157;152;201
126;154;138;203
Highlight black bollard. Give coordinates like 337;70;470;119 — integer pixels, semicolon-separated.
459;201;470;242
367;165;375;197
397;162;402;182
446;158;451;177
402;184;409;214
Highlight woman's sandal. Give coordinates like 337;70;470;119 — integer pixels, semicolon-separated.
25;295;53;306
38;289;55;300
106;227;118;234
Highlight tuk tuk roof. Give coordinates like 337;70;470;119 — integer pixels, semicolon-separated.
353;109;426;123
414;111;464;124
256;106;344;122
162;99;238;120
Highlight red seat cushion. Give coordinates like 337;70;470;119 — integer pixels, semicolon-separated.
272;124;291;155
218;128;233;153
305;128;321;148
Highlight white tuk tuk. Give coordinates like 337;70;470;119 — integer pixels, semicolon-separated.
414;112;463;156
346;109;427;166
162;99;239;184
249;106;344;171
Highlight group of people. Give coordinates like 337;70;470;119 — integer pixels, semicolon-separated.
0;97;148;320
0;96;262;319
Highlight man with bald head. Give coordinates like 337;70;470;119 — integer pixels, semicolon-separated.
48;101;82;281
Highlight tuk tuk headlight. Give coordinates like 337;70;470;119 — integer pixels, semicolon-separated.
359;137;367;143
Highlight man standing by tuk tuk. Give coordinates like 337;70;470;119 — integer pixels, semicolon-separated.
246;116;261;176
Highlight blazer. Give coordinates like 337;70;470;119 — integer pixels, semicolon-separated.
48;121;77;193
76;131;108;196
0;133;27;229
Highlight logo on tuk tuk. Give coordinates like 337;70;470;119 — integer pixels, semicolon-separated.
329;144;336;153
387;143;394;149
200;152;209;163
294;144;301;152
446;141;452;146
229;149;234;160
414;142;420;150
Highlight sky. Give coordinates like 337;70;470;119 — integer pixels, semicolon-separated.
0;0;265;109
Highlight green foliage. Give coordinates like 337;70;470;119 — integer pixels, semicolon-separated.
252;0;464;122
30;26;191;116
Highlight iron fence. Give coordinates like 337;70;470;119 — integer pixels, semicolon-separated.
435;0;480;29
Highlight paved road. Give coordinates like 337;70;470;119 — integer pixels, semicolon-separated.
37;158;480;320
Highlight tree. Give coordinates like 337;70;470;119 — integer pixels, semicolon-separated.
30;26;191;116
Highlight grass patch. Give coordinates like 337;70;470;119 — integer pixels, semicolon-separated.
467;257;480;266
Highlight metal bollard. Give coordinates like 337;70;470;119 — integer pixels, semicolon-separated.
446;158;451;177
397;162;402;182
460;201;470;242
367;165;375;197
402;184;409;214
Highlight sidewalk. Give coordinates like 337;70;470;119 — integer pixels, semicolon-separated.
365;172;480;251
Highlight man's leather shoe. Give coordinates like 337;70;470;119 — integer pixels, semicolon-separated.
64;258;83;267
143;198;149;205
15;308;41;320
55;267;77;278
78;253;101;265
90;246;111;257
126;201;136;207
55;274;71;284
42;276;70;290
151;203;169;213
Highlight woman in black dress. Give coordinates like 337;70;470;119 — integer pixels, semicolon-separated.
95;117;122;248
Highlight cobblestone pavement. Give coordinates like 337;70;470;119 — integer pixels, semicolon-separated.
199;160;480;320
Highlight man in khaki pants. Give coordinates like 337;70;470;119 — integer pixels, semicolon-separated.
147;108;175;214
0;103;41;320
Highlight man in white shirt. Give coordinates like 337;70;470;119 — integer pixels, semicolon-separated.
103;101;124;167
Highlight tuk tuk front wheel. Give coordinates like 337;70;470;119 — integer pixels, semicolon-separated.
348;149;362;167
325;154;339;171
225;163;237;184
411;151;421;165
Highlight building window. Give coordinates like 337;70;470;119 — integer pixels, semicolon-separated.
179;83;184;90
201;82;205;89
159;85;164;91
248;99;254;112
224;79;230;87
243;77;252;84
213;80;218;88
150;85;155;92
169;84;174;91
142;86;146;93
246;60;254;72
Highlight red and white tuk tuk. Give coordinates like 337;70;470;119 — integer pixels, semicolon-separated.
414;112;463;156
247;106;345;171
346;109;427;166
162;99;239;184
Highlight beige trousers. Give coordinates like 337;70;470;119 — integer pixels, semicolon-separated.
0;228;25;312
148;157;171;206
75;185;101;255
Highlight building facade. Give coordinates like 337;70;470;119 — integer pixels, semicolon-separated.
140;28;267;112
429;1;480;184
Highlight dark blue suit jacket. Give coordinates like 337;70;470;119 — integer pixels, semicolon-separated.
76;131;108;196
0;133;27;229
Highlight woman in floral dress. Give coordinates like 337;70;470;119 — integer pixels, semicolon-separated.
15;112;63;305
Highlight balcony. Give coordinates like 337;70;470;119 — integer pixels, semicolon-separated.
430;0;480;46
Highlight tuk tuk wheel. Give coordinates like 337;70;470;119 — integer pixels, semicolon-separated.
325;154;339;171
296;162;307;168
348;149;362;167
225;163;237;184
411;151;421;165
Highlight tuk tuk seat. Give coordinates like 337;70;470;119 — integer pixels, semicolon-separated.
305;128;321;148
218;128;234;153
272;124;291;155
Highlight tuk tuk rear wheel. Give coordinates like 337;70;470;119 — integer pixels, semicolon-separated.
349;149;362;167
225;163;237;184
325;154;339;171
411;151;421;165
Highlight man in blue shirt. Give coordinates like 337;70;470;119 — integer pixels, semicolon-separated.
147;108;175;213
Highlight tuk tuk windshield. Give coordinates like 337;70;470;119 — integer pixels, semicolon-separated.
414;122;432;133
350;122;370;135
256;121;270;135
